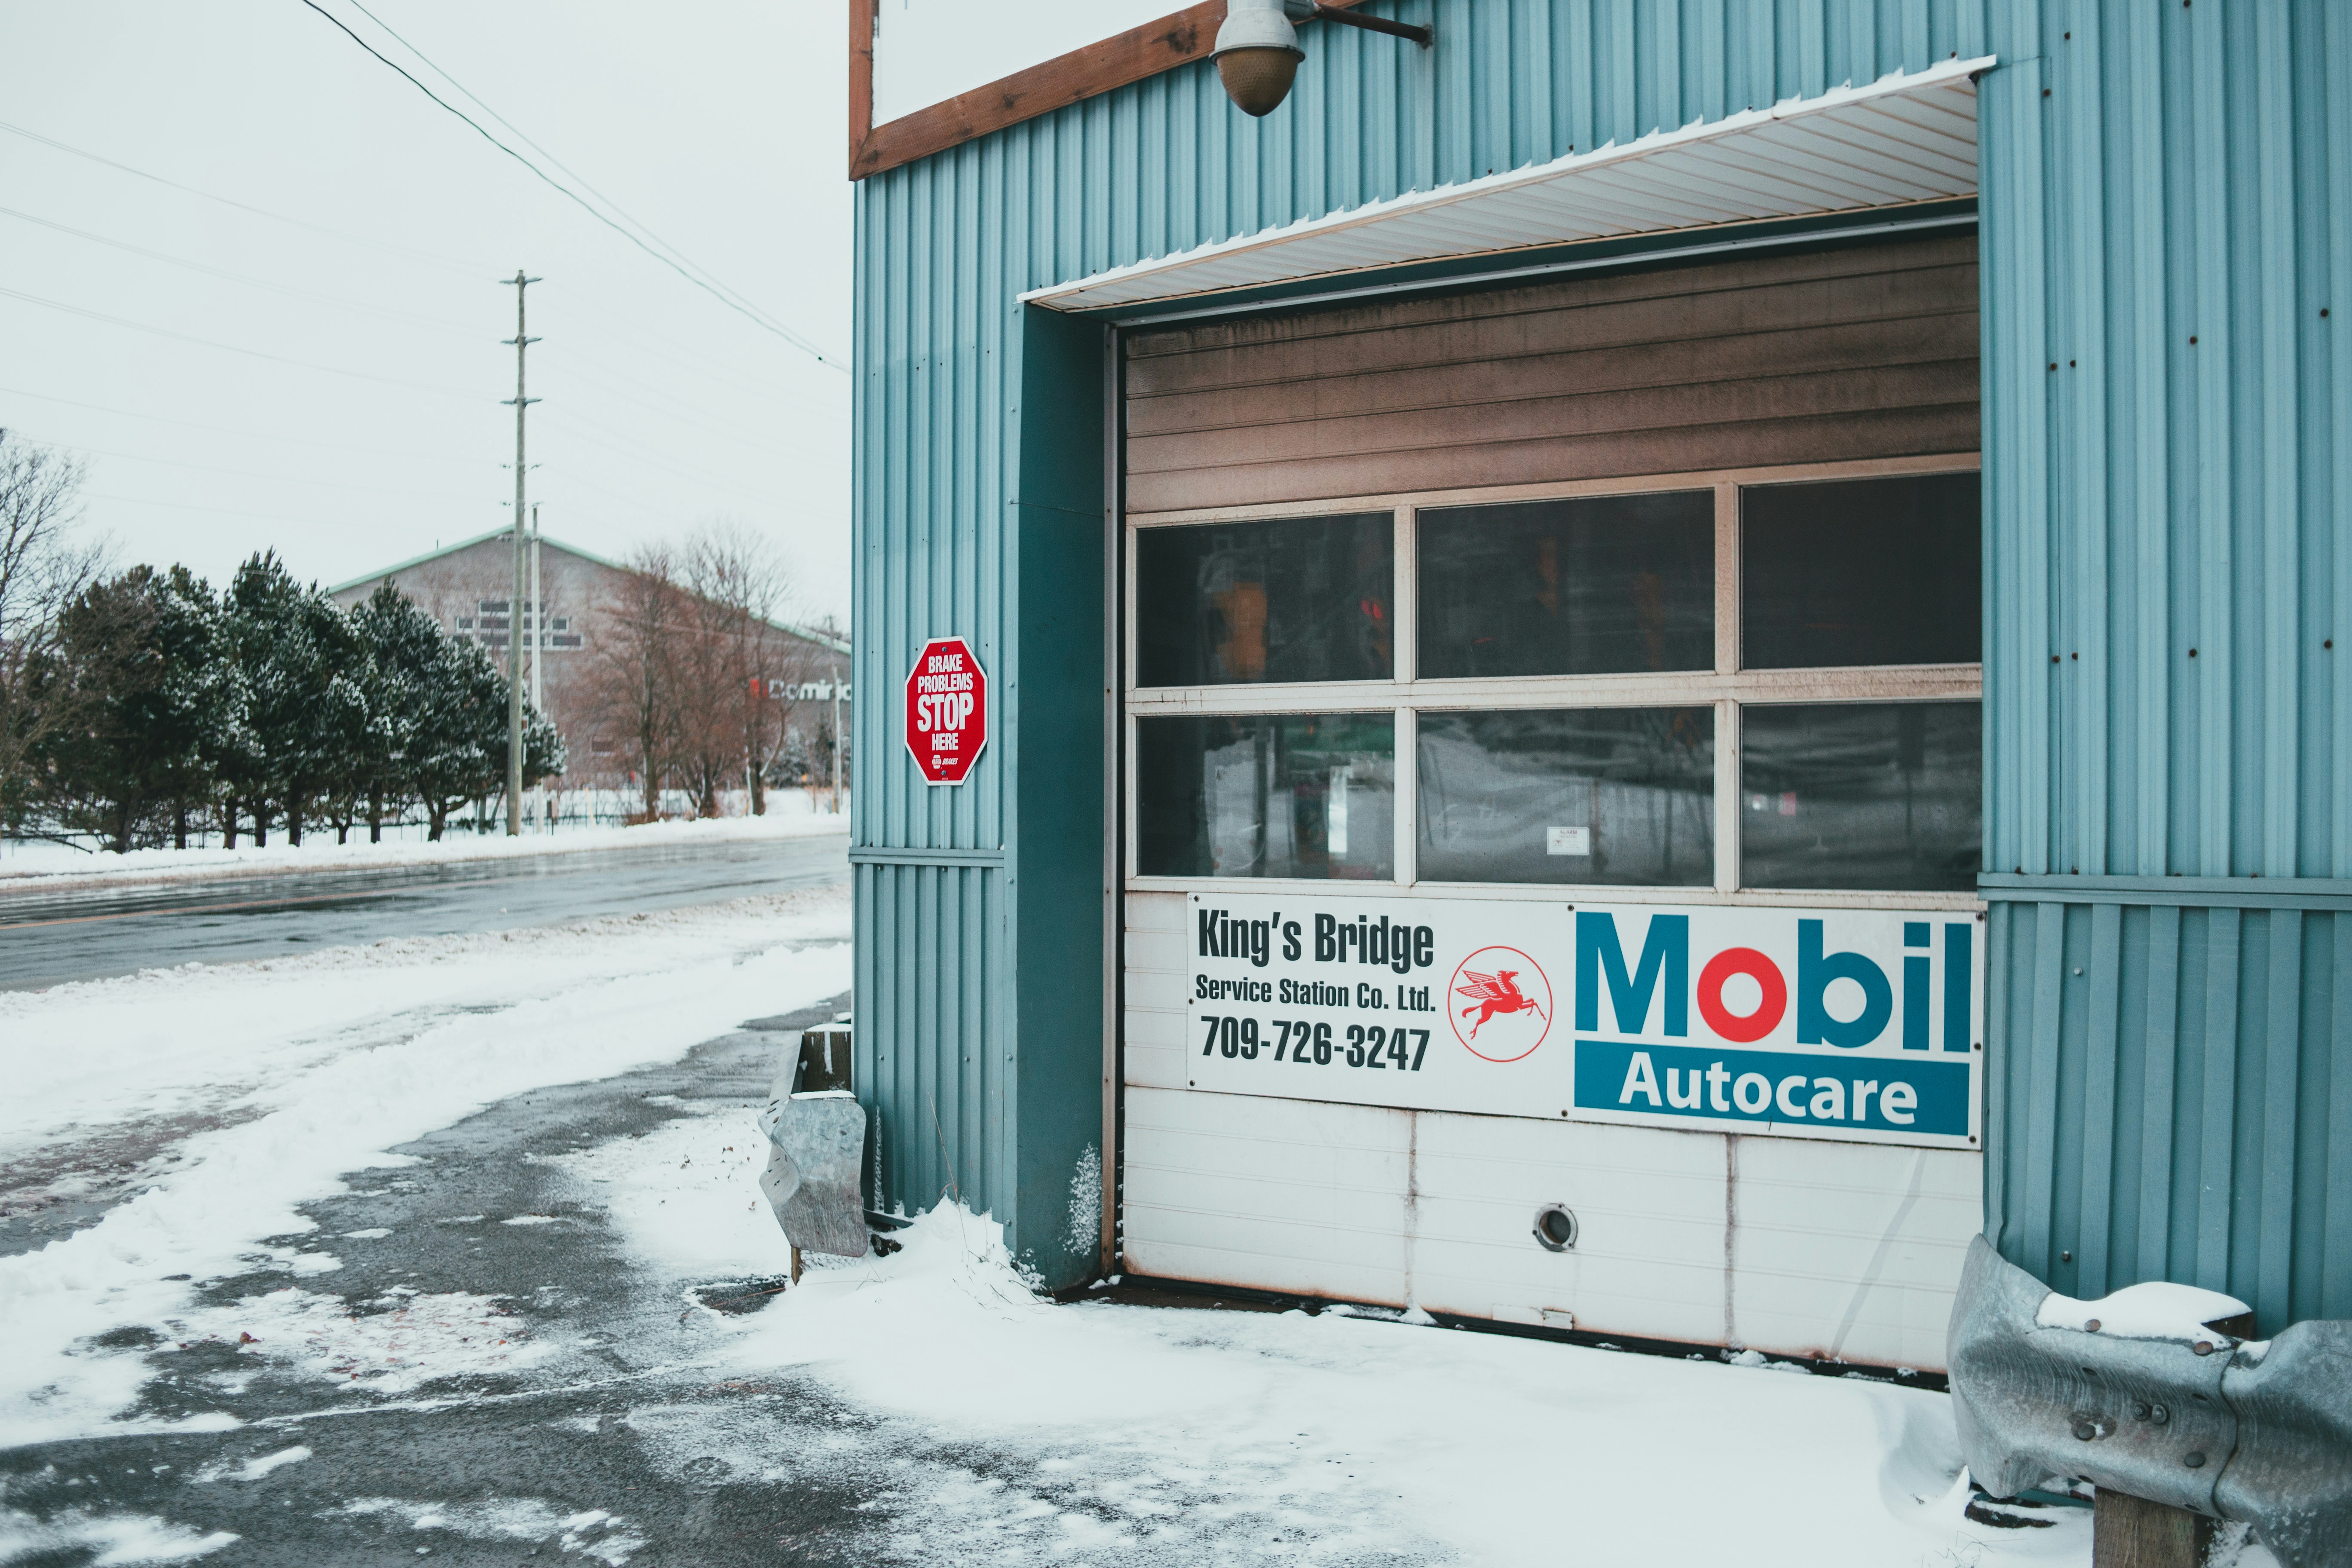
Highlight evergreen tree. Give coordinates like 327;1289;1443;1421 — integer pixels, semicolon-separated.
225;552;368;846
362;583;563;839
32;568;169;852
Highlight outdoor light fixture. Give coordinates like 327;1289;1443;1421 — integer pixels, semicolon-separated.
1213;0;1431;117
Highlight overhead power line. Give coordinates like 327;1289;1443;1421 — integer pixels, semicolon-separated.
0;204;478;337
0;384;493;466
341;0;816;356
17;429;489;502
294;0;850;374
0;117;486;275
0;285;480;398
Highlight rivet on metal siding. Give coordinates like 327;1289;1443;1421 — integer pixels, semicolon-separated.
2073;967;2083;976
2071;652;2079;659
2322;308;2330;318
2327;640;2334;649
2048;363;2058;372
2043;88;2052;97
2190;648;2199;657
2069;360;2076;368
2190;336;2199;344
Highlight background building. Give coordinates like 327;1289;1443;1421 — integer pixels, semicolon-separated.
332;527;850;805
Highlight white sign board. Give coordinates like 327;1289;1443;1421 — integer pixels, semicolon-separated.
1182;893;1981;1149
870;0;1179;124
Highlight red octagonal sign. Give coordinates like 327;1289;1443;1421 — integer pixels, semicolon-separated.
905;636;987;785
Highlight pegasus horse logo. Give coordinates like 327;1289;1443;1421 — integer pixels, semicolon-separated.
1455;969;1547;1038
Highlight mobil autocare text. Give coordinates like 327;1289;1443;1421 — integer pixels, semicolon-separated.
1179;893;1982;1149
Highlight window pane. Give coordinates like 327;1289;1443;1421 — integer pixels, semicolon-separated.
1136;714;1394;879
1742;472;1981;668
1417;708;1714;886
1135;514;1393;686
1417;491;1713;679
1740;702;1981;891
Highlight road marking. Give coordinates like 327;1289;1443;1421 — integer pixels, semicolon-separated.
0;879;499;931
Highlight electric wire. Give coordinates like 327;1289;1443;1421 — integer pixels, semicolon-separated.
18;430;490;502
0;204;480;337
339;0;816;359
534;408;790;506
540;351;839;462
87;491;387;531
0;385;493;467
0;285;481;398
0;117;487;275
293;0;850;374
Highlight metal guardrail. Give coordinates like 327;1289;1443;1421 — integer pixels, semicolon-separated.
1948;1235;2352;1568
757;1017;872;1261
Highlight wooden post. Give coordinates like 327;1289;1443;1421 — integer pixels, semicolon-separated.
790;1245;802;1287
2095;1491;2213;1568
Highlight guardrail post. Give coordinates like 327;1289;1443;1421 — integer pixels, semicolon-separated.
2095;1491;2213;1568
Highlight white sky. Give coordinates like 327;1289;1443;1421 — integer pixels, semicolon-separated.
0;0;854;623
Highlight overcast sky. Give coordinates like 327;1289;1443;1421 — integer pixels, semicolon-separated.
0;0;853;625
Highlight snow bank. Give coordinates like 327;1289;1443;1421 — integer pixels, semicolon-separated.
717;1208;2056;1565
0;888;850;1448
550;1104;2086;1568
2034;1278;2253;1342
0;807;848;896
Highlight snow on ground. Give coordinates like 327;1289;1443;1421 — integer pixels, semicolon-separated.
562;1099;2096;1568
0;800;847;894
0;886;850;1450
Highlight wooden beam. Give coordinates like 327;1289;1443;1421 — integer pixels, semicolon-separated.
849;0;876;180
847;1;1365;181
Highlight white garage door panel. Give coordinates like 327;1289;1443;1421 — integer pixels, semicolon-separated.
1725;1139;1979;1371
1122;1087;1413;1303
1124;1005;1189;1091
1118;825;1978;1367
1124;893;1191;1090
1406;1116;1729;1344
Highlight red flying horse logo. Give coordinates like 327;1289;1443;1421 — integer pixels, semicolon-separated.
1448;946;1555;1063
1456;969;1546;1037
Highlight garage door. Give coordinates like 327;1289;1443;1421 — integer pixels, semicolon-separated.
1118;234;1985;1373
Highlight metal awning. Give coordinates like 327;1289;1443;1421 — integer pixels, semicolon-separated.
1025;55;1991;316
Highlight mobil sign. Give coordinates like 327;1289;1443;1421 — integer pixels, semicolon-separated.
905;636;986;785
1182;894;1981;1150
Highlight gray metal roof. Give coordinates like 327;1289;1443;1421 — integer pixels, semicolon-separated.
329;528;849;656
1023;56;1988;315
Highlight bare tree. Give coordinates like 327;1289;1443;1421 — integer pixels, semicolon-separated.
680;521;805;816
0;431;105;832
584;545;689;821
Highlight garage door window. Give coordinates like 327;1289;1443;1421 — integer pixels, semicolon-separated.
1136;713;1395;880
1129;464;1980;897
1417;707;1714;886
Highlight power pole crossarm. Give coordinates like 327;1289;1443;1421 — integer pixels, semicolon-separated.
501;270;541;838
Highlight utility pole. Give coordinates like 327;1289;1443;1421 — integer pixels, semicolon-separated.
529;504;544;714
502;271;541;837
529;503;544;833
830;656;843;815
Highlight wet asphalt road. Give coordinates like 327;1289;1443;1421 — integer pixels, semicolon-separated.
0;835;850;992
0;999;902;1567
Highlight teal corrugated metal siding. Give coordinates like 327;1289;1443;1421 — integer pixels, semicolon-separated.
1977;0;2352;1331
1986;897;2352;1332
853;0;1989;1275
853;0;2352;1316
